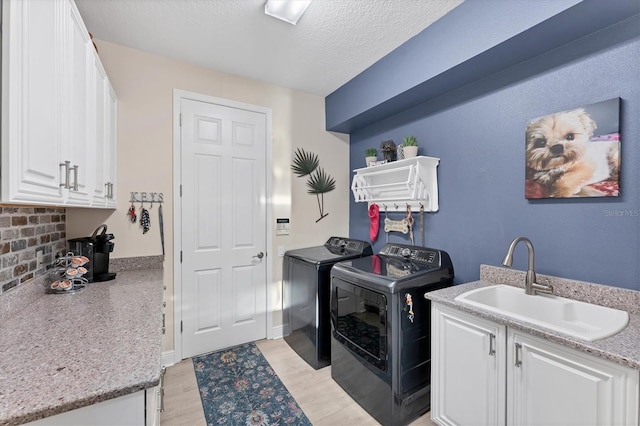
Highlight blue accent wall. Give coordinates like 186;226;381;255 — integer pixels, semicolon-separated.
346;16;640;291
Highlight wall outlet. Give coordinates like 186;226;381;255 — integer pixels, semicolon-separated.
278;246;285;256
36;250;44;268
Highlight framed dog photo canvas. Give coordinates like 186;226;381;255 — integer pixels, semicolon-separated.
525;97;621;199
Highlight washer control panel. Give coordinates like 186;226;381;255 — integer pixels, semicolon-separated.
381;244;439;265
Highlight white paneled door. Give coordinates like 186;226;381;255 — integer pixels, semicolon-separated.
180;98;267;358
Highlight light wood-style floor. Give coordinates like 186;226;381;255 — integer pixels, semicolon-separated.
161;338;437;426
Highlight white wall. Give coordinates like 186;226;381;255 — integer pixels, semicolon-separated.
66;40;350;353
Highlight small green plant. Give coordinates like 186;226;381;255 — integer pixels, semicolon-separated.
402;136;418;147
365;148;378;157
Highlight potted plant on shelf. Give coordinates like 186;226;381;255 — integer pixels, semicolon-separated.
365;148;378;167
402;136;419;158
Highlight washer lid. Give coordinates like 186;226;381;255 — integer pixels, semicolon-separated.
331;244;454;293
336;255;439;280
284;237;372;265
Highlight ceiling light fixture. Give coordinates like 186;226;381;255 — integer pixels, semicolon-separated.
264;0;311;25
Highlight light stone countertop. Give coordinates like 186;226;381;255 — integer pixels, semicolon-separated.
425;265;640;370
0;267;164;425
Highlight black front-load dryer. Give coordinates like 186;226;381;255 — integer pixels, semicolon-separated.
283;237;372;369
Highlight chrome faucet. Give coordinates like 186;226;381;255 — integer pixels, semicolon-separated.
501;237;553;295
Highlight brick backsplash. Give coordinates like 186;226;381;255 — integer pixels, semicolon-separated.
0;207;66;294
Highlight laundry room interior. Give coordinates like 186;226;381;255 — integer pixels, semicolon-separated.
1;1;639;425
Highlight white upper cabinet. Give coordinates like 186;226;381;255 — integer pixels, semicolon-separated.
104;82;118;208
90;54;117;208
1;0;117;208
91;57;108;205
64;0;93;206
1;0;65;204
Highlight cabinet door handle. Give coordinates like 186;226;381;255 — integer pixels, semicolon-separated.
59;161;71;188
514;342;522;367
159;387;165;412
105;182;113;199
488;333;496;356
71;165;79;191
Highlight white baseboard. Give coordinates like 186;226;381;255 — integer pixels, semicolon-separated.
161;350;175;367
269;324;285;339
161;327;284;365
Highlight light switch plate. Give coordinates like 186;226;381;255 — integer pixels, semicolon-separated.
276;218;290;235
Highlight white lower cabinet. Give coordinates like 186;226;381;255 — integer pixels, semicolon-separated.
27;391;145;425
146;385;160;426
432;303;639;426
432;304;506;425
26;383;163;426
508;330;639;426
146;367;166;426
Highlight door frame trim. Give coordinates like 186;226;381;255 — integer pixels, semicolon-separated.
172;89;274;362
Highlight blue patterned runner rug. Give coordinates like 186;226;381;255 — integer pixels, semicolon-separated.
192;342;312;426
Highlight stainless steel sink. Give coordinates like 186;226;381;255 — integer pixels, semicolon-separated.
455;285;629;341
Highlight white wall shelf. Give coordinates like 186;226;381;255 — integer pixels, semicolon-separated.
351;156;439;212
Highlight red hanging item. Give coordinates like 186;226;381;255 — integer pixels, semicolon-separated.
127;204;137;223
368;203;380;241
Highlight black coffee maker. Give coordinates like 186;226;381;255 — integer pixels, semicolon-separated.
68;224;116;282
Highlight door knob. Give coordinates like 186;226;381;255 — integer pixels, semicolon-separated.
253;252;264;259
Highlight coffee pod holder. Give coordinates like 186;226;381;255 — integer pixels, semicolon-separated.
46;252;90;294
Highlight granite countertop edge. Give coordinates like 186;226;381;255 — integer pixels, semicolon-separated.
0;259;164;425
9;379;161;426
426;268;640;370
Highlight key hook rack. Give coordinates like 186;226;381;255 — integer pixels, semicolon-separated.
129;191;164;206
127;192;165;243
382;201;426;211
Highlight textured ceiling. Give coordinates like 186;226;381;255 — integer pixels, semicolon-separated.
75;0;463;96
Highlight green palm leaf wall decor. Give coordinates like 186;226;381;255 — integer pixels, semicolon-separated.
291;148;319;177
291;148;335;222
306;168;336;194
